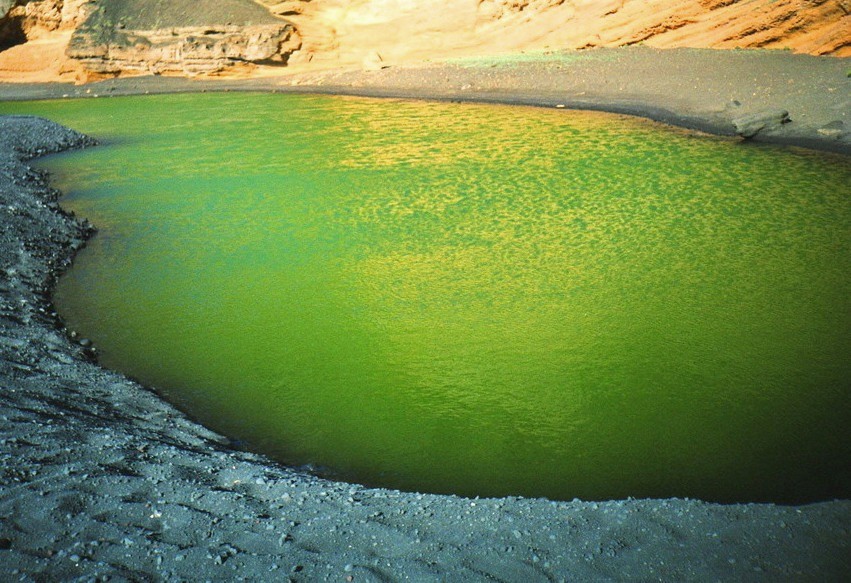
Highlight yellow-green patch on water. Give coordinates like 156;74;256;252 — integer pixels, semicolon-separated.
3;93;849;502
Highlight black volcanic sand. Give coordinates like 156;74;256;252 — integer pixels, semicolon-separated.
1;48;850;580
1;47;849;154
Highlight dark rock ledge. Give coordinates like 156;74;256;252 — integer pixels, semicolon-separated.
0;115;849;581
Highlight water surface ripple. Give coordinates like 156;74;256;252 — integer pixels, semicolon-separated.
6;94;849;503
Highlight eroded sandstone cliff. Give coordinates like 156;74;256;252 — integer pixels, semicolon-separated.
0;0;301;80
66;0;300;78
0;0;848;82
0;1;88;81
282;0;850;67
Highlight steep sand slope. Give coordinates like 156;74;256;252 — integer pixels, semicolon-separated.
283;0;850;68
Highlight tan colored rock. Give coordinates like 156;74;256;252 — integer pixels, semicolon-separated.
281;0;851;70
1;0;63;42
0;1;89;81
2;0;849;83
0;1;89;41
68;24;301;76
263;1;312;16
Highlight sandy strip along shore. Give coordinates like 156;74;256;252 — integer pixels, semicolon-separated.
1;48;849;154
1;48;850;581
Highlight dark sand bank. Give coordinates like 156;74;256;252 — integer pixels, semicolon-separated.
1;48;850;580
1;48;849;154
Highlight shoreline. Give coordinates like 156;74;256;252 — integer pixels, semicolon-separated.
2;48;850;581
1;48;849;156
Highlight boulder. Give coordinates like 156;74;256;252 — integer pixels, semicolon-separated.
66;0;302;77
732;109;791;139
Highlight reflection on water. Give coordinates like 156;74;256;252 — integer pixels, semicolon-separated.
5;93;849;502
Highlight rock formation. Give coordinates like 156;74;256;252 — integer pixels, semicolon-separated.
0;0;848;82
0;1;88;81
281;0;849;67
732;109;792;138
65;0;301;78
0;0;87;49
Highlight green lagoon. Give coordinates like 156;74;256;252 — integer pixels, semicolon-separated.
4;93;850;502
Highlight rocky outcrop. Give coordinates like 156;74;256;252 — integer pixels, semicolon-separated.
258;0;313;17
68;24;301;77
0;0;86;49
65;1;301;78
0;1;62;48
732;109;791;138
0;0;89;81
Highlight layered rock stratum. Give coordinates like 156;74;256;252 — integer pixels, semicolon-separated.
0;1;301;80
282;0;850;68
0;0;848;82
66;0;301;78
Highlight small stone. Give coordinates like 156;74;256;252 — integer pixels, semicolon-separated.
817;120;845;138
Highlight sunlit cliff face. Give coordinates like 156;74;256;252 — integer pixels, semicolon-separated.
0;0;848;82
281;0;851;66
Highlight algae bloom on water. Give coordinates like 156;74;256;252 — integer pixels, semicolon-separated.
5;93;850;503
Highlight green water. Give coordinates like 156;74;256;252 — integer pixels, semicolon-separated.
4;94;850;503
